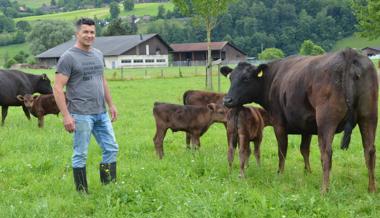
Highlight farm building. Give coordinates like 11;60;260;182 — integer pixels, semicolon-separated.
36;33;172;69
361;46;380;57
170;41;247;66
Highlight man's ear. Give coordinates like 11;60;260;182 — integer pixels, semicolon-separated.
16;95;24;101
220;66;233;77
207;103;217;111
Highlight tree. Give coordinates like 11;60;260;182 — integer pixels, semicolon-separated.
172;0;235;90
102;18;132;36
156;5;166;19
123;0;134;11
299;40;325;55
0;15;15;33
13;50;29;63
353;0;380;39
258;48;285;60
109;1;120;19
27;20;74;55
16;20;31;32
51;0;56;6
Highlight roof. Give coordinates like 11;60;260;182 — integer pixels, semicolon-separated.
170;41;246;55
36;33;171;58
361;47;380;51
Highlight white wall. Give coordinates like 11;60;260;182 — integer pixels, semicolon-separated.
104;55;169;69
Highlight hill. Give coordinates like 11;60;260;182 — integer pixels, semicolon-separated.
333;35;380;51
0;43;28;66
14;2;174;23
17;0;50;9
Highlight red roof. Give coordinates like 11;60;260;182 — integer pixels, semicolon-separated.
171;41;229;52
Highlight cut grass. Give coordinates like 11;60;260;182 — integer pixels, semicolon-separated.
333;34;380;51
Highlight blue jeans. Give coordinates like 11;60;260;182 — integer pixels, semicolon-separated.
71;112;118;168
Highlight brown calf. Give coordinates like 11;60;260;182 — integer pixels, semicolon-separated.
17;94;60;128
153;102;227;159
227;106;267;178
183;90;226;147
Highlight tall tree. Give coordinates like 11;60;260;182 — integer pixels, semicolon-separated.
353;0;380;39
123;0;134;11
109;1;120;19
172;0;234;90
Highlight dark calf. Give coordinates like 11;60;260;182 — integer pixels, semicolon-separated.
227;106;266;178
183;90;226;148
17;94;60;128
153;102;227;159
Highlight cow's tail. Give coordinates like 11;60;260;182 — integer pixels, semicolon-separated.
340;48;357;150
183;90;192;105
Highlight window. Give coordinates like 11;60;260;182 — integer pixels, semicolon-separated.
121;59;131;63
133;59;143;63
156;59;166;63
145;59;154;63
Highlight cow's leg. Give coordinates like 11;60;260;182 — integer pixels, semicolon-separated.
358;117;377;193
190;134;201;149
38;116;44;128
239;136;250;178
22;105;31;120
253;135;262;167
300;134;312;173
1;106;8;126
273;125;288;173
153;126;167;159
316;106;342;193
185;133;191;149
227;131;236;173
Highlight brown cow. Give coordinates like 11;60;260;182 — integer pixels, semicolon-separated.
17;94;60;128
227;106;267;178
183;90;226;148
153;102;227;159
222;48;378;192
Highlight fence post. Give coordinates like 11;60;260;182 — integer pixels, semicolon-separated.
121;67;124;80
161;69;164;78
145;69;148;78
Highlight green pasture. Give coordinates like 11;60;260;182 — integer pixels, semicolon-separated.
1;71;380;217
333;35;380;51
17;0;50;9
0;43;28;66
14;2;174;23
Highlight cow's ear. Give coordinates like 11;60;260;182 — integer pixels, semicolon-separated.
255;64;268;78
16;95;24;101
33;95;40;100
41;74;48;80
220;66;233;77
207;103;217;111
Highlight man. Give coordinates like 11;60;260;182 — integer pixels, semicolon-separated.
54;18;119;193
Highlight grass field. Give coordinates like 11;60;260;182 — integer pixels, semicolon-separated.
14;2;174;23
333;35;380;51
0;43;29;66
17;0;50;9
0;71;380;217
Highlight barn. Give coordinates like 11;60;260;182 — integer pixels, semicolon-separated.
170;41;247;66
361;46;380;57
36;33;172;69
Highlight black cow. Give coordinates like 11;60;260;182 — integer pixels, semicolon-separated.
0;70;52;125
222;48;378;192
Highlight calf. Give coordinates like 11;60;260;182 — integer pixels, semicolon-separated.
183;90;226;147
153;102;227;159
227;106;267;178
17;94;60;128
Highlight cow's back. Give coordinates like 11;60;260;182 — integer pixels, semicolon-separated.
183;90;225;105
0;70;36;106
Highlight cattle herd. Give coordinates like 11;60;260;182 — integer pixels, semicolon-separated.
0;48;378;193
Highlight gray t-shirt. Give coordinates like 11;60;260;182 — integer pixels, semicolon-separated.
56;47;106;114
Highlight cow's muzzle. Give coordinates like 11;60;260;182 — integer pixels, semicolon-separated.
223;96;234;108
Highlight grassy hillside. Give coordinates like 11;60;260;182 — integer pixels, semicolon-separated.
14;2;174;23
0;43;29;67
1;73;380;217
333;35;380;51
17;0;50;9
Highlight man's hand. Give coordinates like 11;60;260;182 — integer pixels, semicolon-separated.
109;105;118;122
63;114;75;133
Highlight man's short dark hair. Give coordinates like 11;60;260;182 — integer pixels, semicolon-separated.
75;18;95;30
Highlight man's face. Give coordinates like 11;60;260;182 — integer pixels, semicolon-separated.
76;24;95;47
